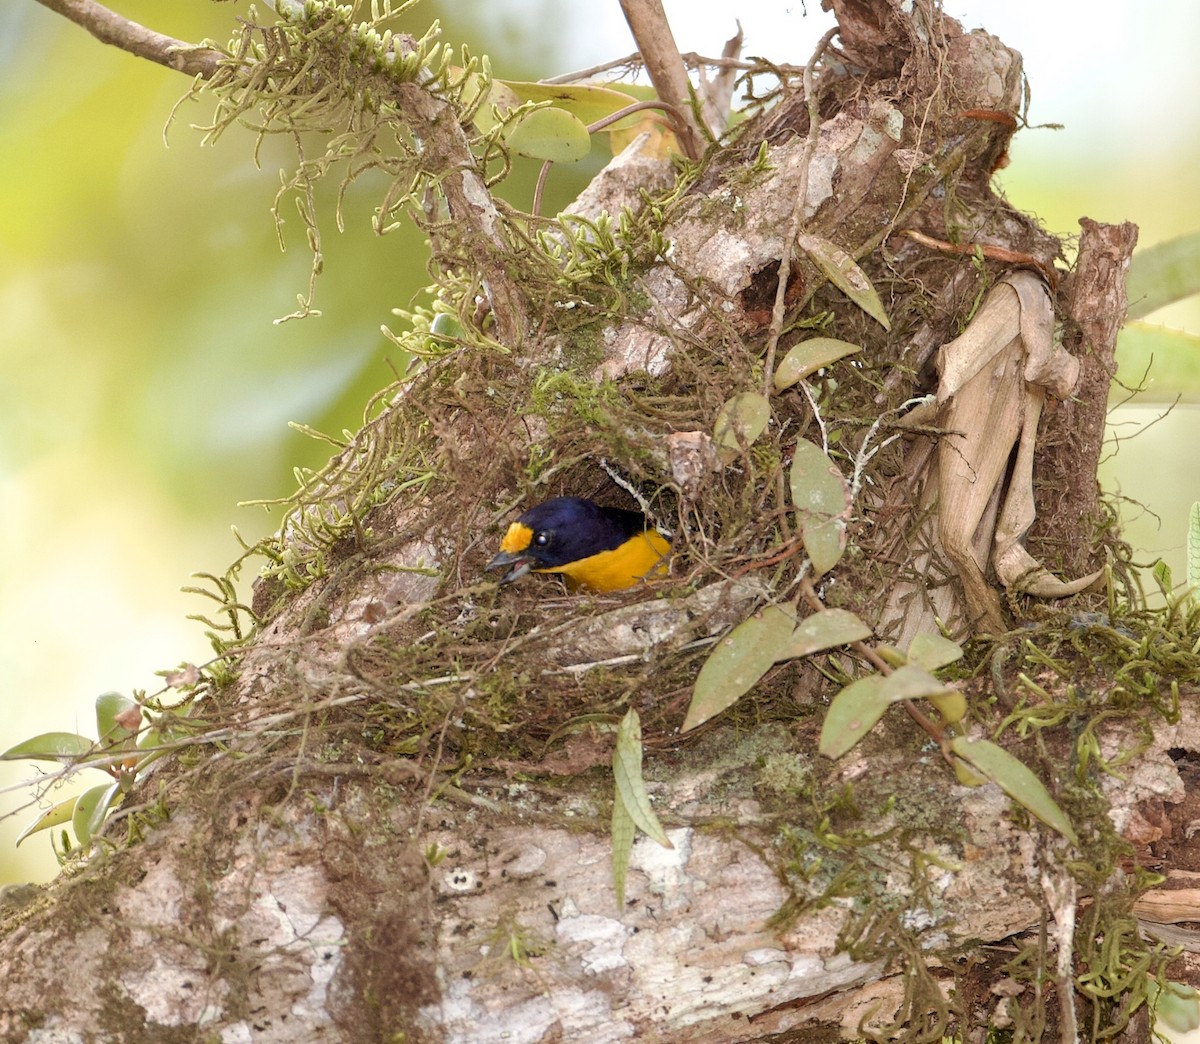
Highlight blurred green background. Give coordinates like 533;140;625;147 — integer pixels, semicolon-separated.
2;0;1197;884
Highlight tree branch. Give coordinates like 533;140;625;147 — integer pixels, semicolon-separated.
617;0;707;160
35;0;226;79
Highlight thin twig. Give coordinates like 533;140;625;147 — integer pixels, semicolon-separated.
540;50;806;87
540;52;644;85
617;0;707;160
35;0;226;78
760;27;838;398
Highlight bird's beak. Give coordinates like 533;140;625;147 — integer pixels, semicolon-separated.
486;550;533;585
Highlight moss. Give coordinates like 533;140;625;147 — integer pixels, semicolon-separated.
7;5;1184;1038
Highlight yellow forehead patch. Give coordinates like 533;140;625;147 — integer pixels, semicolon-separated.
500;522;534;555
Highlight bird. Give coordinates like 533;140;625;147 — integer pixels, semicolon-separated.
486;496;671;593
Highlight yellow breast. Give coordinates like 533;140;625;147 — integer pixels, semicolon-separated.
539;530;671;592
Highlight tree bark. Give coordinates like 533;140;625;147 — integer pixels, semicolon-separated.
2;1;1186;1041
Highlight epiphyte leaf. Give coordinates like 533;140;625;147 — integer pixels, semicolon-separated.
14;796;77;847
774;337;862;392
504;105;591;163
613;708;672;849
789;439;850;576
777;608;871;659
882;663;966;725
820;666;961;758
611;783;635;908
819;673;889;759
878;664;955;703
906;633;965;672
71;781;122;848
489;79;648;131
1;732;96;763
1125;231;1200;320
796;232;891;330
713;392;771;462
682;605;797;733
95;691;139;748
927;689;968;725
950;736;1079;846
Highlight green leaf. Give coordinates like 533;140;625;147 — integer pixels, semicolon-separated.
906;633;965;672
504;106;592;163
490;79;647;132
1153;559;1174;599
1126;231;1200;320
611;787;635;909
789;439;850;576
954;759;988;786
773;337;862;392
950;737;1079;846
819;674;889;759
612;709;670;902
14;796;78;846
71;782;121;848
927;689;968;725
874;644;907;669
682;605;797;732
776;608;871;660
1149;979;1200;1034
879;664;954;702
95;691;139;748
613;709;672;848
425;311;464;354
713;392;771;462
820;667;958;758
879;664;966;725
1;732;96;763
796;232;891;330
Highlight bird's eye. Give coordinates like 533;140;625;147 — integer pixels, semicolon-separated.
534;531;550;546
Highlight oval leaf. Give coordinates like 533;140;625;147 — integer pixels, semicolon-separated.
613;709;672;849
713;392;771;462
611;786;635;908
796;232;891;330
775;608;871;662
71;782;121;848
1149;979;1200;1034
789;439;850;576
819;673;888;759
95;691;139;747
505;106;591;163
906;633;965;672
950;737;1079;846
774;337;862;392
1;732;96;763
15;796;78;846
492;78;647;131
879;665;954;703
427;311;464;352
683;605;796;732
927;690;968;725
954;759;988;787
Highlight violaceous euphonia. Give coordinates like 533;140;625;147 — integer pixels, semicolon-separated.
486;496;671;592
